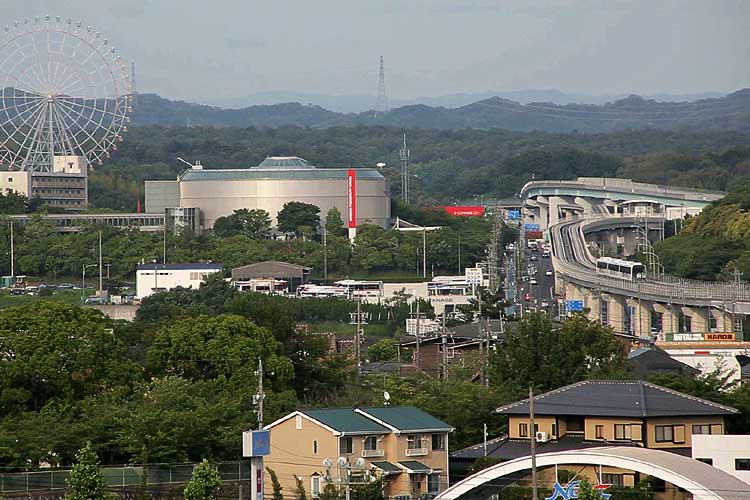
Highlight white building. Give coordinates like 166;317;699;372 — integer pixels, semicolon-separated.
658;341;750;384
136;263;223;299
692;435;750;485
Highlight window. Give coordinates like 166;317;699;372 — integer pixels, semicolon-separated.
295;415;303;430
519;423;529;437
340;437;353;455
427;473;440;493
313;440;318;454
655;425;674;443
595;425;604;439
696;458;713;466
692;424;712;435
7;177;11;182
551;424;557;437
311;475;321;497
736;459;750;471
432;433;445;451
407;434;422;450
615;424;631;440
601;474;624;487
364;436;378;451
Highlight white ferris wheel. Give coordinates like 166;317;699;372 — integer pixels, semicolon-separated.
0;15;132;172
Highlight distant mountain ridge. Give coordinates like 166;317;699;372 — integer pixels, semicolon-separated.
130;90;750;133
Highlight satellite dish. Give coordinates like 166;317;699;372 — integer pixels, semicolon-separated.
376;162;387;168
355;457;366;468
337;457;349;467
323;458;333;468
384;391;390;400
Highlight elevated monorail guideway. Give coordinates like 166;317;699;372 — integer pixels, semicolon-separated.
549;215;750;308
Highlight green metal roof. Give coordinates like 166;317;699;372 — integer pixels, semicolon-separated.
398;461;432;474
180;168;385;182
256;157;315;169
371;461;402;475
359;406;453;432
301;409;389;434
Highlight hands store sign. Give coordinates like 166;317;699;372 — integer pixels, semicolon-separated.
544;481;612;500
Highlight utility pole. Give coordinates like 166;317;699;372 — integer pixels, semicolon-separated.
98;230;103;300
400;132;410;202
375;55;388;117
9;220;14;279
415;298;421;372
441;313;448;382
163;225;167;264
255;359;265;429
530;386;538;500
356;298;363;379
422;227;427;278
323;226;328;284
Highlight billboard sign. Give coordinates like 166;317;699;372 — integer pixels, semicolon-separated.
242;429;271;457
443;206;484;217
565;300;584;312
347;169;357;228
544;481;611;500
466;267;483;285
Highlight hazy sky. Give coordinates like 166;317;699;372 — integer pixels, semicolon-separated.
4;0;750;101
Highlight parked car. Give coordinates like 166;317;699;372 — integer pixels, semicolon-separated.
545;270;554;276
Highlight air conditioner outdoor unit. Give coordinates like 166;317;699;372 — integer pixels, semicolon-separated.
535;431;549;443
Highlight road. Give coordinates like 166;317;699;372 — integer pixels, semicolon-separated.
517;245;556;316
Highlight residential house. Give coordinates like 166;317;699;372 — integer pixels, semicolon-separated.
264;406;453;500
451;380;738;493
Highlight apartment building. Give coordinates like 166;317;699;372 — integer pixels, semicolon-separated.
452;380;738;495
264;406;453;500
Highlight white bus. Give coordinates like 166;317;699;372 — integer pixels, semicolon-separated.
334;279;384;300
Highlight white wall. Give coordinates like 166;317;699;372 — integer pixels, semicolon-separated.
662;348;746;384
136;267;222;299
692;435;750;485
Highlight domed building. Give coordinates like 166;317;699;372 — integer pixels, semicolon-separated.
144;156;390;233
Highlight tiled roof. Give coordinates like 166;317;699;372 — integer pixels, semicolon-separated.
301;408;389;434
358;406;453;432
496;380;738;418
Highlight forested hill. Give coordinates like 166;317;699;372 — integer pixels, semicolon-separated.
131;89;750;133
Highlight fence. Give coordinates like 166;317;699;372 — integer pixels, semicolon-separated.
0;461;250;494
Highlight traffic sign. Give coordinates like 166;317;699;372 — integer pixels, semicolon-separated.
565;300;584;312
524;223;540;231
507;210;521;220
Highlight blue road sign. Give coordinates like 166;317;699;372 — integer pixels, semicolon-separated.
524;223;540;231
565;300;584;312
508;210;521;220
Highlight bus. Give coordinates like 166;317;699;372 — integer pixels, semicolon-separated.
595;257;646;281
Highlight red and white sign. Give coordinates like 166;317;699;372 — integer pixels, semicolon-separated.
442;206;484;217
347;168;357;228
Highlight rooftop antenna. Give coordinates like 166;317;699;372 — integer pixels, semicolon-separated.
399;132;409;202
375;56;388;116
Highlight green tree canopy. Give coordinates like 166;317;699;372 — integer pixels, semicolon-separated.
325;206;345;236
0;302;140;413
146;314;293;386
368;339;397;362
489;313;628;397
64;442;109;500
184;459;222;500
213;209;272;239
277;201;321;236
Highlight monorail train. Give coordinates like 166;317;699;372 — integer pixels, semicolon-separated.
595;257;646;281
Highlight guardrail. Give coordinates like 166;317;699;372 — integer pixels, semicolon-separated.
520;179;725;201
550;216;750;305
0;461;250;494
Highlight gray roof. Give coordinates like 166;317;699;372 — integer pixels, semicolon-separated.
256;156;315;169
300;408;389;434
450;434;634;461
180;167;384;182
496;380;738;418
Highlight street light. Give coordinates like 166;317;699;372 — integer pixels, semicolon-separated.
81;264;97;303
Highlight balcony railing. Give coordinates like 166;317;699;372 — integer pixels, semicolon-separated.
405;448;428;457
361;449;384;458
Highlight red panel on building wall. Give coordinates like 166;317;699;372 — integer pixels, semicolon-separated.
442;206;484;217
347;169;357;228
